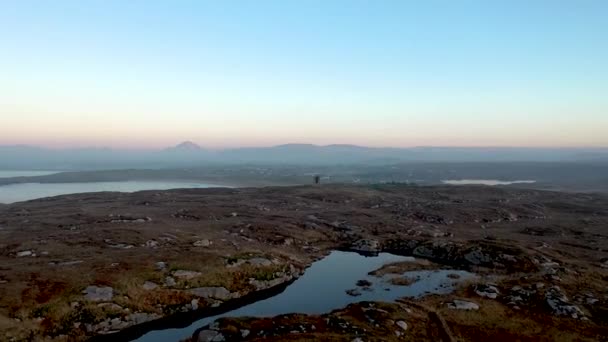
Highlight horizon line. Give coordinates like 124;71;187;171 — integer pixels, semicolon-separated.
1;142;608;151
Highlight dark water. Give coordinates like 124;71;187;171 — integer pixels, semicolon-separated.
134;251;474;342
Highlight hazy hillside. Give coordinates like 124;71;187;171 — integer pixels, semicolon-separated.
1;143;608;170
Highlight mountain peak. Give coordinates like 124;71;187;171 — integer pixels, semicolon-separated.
171;141;202;151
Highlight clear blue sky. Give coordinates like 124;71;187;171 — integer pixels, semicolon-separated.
1;0;607;148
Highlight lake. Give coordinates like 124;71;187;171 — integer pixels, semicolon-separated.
134;251;475;342
0;170;61;178
0;181;225;204
442;179;536;186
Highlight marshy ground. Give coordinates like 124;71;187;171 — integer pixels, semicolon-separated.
1;184;607;341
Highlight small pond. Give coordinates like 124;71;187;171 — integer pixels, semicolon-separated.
442;179;536;186
134;251;475;342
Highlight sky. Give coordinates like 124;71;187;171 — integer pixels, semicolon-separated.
1;0;607;149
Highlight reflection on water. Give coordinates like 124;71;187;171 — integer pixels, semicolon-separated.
442;179;536;186
135;251;475;342
0;181;224;203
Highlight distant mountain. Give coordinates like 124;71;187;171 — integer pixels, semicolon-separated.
1;143;607;170
165;141;203;152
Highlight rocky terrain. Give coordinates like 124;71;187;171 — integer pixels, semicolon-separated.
0;184;607;341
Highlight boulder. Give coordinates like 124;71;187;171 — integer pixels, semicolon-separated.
198;329;225;342
142;281;159;290
144;240;159;248
545;286;585;319
356;279;372;287
189;287;233;300
351;239;381;254
396;320;408;331
463;249;492;265
193;239;212;247
346;289;362;297
173;270;202;279
83;286;113;302
249;274;293;291
126;312;159;324
447;299;479;310
165;276;177;287
474;284;500;299
191;299;199;310
16;250;33;257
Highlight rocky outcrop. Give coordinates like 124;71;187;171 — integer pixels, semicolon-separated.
85;312;161;334
142;281;159;290
350;239;381;254
189;287;234;301
248;265;299;291
384;239;537;272
193;239;212;247
545;286;585;319
346;289;362;296
474;284;500;299
447;299;479;310
83;286;113;302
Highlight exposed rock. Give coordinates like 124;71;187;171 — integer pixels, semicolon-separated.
191;299;199;310
142;281;159;290
500;254;517;262
463;249;492;265
505;285;535;306
107;242;135;249
545;286;585;319
155;261;167;270
351;239;381;254
249;273;294;291
189;287;233;300
346;289;362;297
474;284;500;299
193;239;212;247
240;329;250;338
396;320;408;331
198;329;225;342
356;279;372;287
248;257;272;266
447;299;479;310
83;286;113;302
173;270;202;279
144;240;159;248
412;245;435;258
165;276;177;287
16;250;33;257
127;312;160;324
